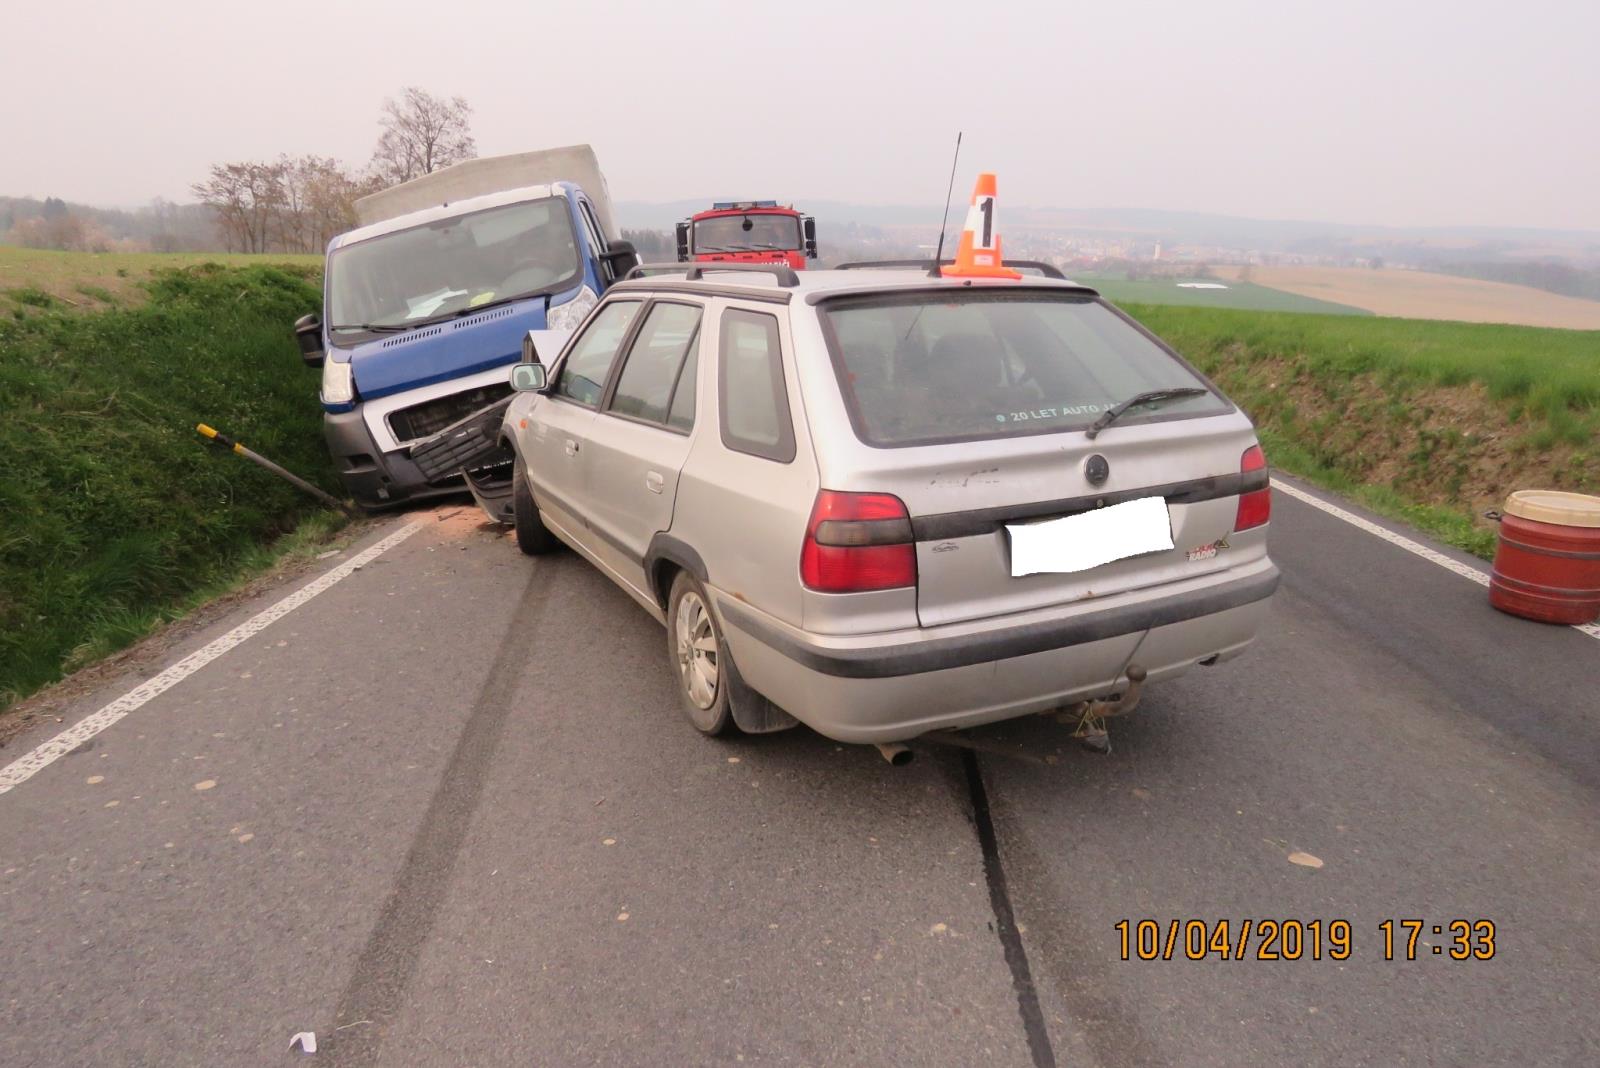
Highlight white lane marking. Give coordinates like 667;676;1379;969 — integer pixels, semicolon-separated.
0;521;424;797
1271;478;1600;642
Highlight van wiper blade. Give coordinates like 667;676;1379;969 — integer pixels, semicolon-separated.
330;322;409;334
1084;387;1209;439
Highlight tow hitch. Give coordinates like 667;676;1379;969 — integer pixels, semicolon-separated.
1059;664;1147;754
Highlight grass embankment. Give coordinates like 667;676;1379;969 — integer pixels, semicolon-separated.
0;246;323;313
1127;304;1600;557
1;263;340;709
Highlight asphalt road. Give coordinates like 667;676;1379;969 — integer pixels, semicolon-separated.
3;477;1598;1066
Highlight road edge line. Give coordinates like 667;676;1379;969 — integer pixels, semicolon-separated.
0;520;425;798
1271;477;1599;641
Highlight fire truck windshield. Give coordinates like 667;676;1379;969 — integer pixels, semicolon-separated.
693;213;801;253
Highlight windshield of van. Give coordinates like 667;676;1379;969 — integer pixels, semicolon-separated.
327;197;580;340
693;213;801;253
819;291;1229;447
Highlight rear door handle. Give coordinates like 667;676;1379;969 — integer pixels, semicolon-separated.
645;471;664;494
564;439;579;456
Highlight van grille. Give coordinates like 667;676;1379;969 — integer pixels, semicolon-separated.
388;384;513;444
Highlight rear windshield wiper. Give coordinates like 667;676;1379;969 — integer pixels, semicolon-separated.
1085;387;1209;439
330;322;409;334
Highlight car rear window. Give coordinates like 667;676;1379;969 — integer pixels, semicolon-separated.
818;291;1229;447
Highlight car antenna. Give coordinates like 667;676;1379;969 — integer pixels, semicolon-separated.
928;132;962;278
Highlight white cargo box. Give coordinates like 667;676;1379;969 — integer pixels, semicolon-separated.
355;144;618;239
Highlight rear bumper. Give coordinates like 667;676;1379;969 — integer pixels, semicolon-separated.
715;558;1279;743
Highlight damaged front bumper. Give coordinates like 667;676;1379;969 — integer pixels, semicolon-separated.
407;395;517;524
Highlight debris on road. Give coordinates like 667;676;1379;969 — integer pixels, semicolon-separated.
1288;851;1324;869
289;1031;317;1053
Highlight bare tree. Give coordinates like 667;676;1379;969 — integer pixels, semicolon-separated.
191;162;287;252
296;156;378;252
370;87;477;185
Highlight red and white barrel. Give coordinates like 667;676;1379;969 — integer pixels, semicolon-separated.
1489;490;1600;625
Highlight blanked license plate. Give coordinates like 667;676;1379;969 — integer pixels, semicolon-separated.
1006;496;1174;577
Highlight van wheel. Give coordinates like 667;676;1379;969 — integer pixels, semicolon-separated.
667;571;733;735
513;455;560;556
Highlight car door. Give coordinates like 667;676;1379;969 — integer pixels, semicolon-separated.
519;298;642;547
581;300;704;601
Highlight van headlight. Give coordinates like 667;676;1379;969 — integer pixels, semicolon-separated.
545;286;598;332
321;358;356;405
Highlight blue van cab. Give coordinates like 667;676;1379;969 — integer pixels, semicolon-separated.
295;170;638;509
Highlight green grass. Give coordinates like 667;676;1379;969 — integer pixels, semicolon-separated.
1254;428;1500;559
0;262;340;708
1128;304;1600;436
1082;273;1370;316
1123;303;1600;557
0;247;323;312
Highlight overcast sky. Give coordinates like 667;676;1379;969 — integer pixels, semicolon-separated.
4;0;1596;230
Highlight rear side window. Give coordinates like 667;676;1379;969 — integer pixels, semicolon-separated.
819;292;1229;447
556;300;640;406
609;302;702;426
718;309;795;463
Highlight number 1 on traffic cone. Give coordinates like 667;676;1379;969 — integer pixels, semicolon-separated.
941;172;1021;279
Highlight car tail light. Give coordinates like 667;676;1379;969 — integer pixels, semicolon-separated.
1234;444;1271;531
800;490;917;592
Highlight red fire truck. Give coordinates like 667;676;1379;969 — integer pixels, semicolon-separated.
675;201;817;269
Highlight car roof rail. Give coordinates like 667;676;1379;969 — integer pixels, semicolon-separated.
836;258;1068;280
625;261;801;287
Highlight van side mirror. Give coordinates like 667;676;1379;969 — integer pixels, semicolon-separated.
675;222;691;262
294;313;325;368
599;239;639;283
510;362;547;391
802;217;818;260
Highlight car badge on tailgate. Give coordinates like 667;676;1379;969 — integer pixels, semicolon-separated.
1186;538;1230;562
1084;453;1109;486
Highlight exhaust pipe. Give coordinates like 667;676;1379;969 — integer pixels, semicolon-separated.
875;742;914;766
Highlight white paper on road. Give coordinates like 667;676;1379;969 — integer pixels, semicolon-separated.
290;1031;317;1053
1007;496;1173;577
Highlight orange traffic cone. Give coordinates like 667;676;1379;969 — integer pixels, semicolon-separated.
941;172;1021;280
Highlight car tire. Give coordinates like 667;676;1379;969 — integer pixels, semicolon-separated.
512;454;561;556
666;571;733;735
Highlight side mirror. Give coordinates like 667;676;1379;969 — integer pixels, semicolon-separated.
510;362;547;392
802;217;818;260
294;313;325;368
675;222;691;262
599;239;640;282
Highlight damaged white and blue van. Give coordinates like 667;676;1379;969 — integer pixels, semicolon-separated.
294;146;638;509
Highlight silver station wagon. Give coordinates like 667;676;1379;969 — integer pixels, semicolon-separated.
500;262;1278;748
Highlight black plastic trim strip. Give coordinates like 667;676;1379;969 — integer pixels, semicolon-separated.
719;564;1280;679
644;534;711;606
913;469;1267;541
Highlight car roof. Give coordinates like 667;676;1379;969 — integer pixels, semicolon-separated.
606;267;1102;306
